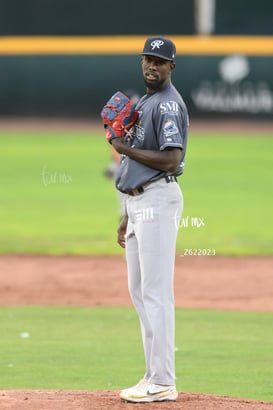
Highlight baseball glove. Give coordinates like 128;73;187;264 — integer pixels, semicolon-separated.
101;91;139;143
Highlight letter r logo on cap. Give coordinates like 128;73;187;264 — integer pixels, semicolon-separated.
151;40;164;50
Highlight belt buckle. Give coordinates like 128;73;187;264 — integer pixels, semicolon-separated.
127;186;144;196
165;175;177;183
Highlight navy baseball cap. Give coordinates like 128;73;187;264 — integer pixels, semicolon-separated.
141;36;176;61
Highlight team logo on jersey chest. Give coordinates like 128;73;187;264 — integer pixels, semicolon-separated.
160;101;179;115
135;124;145;142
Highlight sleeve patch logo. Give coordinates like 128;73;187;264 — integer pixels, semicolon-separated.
163;120;179;137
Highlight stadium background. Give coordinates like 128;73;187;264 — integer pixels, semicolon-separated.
0;0;272;118
0;1;273;409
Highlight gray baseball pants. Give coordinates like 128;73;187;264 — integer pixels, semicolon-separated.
125;178;183;386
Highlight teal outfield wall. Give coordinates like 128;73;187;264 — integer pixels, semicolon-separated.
1;54;273;119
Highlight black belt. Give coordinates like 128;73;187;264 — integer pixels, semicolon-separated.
127;176;177;196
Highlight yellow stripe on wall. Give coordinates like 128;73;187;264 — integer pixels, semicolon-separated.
0;35;273;55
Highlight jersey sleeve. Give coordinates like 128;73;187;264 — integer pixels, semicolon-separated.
154;100;185;151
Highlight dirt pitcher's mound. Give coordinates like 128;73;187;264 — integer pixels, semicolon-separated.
1;390;273;410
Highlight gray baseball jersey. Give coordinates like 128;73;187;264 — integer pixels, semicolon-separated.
116;83;189;193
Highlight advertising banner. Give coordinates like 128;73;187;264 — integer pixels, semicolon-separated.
176;55;273;118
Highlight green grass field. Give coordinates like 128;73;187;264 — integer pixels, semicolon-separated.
0;129;273;402
0;131;272;255
0;306;272;401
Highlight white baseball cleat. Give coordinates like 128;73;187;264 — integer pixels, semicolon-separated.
120;382;178;402
120;378;150;395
